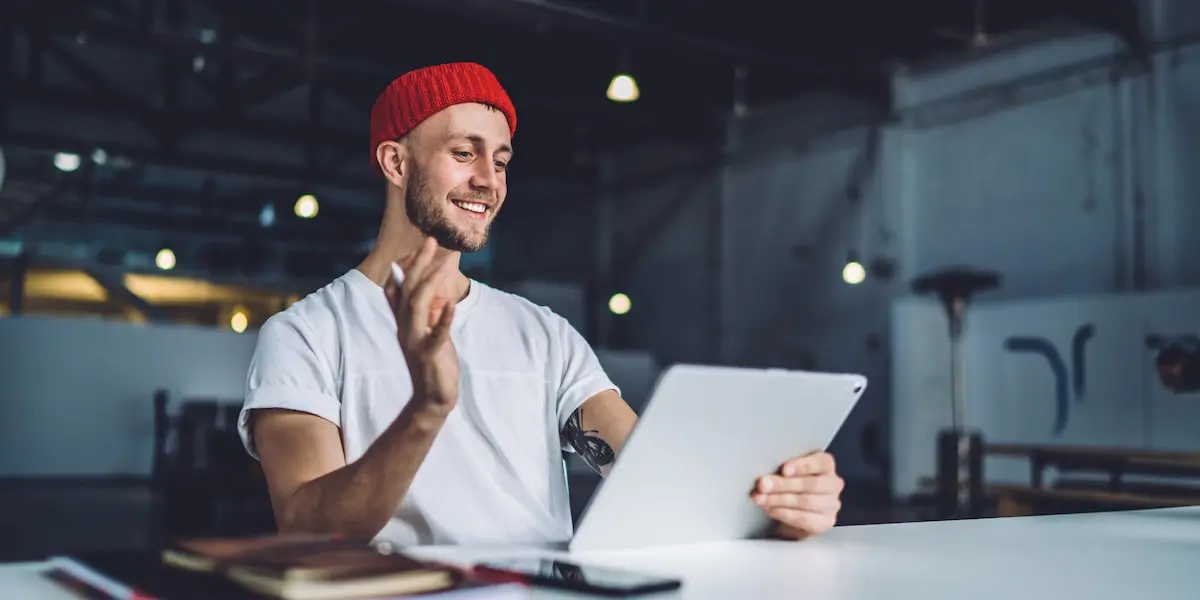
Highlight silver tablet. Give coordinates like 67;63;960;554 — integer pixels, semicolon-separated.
569;364;866;552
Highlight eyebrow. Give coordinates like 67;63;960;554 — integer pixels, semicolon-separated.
448;132;513;155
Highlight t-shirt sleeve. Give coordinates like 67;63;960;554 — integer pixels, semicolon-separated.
238;313;341;460
553;314;620;432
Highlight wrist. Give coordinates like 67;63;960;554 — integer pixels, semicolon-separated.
401;396;453;430
409;380;455;412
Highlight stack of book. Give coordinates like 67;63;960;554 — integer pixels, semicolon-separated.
44;534;529;599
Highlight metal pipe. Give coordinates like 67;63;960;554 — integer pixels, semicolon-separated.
950;297;966;431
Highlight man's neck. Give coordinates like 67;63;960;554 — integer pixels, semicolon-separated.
357;185;471;303
357;233;471;304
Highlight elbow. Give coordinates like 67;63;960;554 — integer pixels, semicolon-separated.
270;486;327;537
275;508;386;544
273;497;316;536
274;487;392;544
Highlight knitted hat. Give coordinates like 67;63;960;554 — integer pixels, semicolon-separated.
369;62;517;173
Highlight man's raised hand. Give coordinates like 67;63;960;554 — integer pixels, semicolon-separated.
386;238;459;414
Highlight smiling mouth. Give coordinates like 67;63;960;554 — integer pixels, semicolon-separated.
451;199;491;218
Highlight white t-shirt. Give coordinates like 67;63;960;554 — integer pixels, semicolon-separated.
237;268;618;547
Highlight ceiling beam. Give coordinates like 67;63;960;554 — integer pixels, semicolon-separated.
5;129;378;192
395;0;890;103
7;79;362;165
10;6;712;177
19;5;704;133
84;266;170;322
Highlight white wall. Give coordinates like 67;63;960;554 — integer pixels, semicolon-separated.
0;315;660;477
889;28;1145;296
884;2;1200;294
0;316;257;477
890;287;1200;498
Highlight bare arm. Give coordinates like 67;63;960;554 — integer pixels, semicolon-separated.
560;389;638;477
249;239;461;541
252;402;449;542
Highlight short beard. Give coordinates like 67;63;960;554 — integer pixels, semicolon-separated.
404;166;490;253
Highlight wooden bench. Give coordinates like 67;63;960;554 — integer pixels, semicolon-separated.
990;484;1200;517
983;444;1200;517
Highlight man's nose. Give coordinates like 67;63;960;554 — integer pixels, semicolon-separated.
470;161;500;191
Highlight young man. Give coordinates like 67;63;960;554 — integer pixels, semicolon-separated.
238;62;844;547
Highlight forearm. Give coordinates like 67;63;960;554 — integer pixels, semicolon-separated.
279;402;448;541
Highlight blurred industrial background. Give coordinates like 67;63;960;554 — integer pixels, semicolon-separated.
3;0;1200;562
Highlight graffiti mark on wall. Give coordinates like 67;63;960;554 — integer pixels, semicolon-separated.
1070;324;1095;403
1002;324;1095;437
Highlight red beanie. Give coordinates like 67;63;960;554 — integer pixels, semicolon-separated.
369;62;517;173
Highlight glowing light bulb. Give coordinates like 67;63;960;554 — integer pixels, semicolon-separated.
155;248;176;271
606;74;639;102
294;194;319;219
608;293;631;315
54;152;81;172
230;309;249;333
843;261;866;285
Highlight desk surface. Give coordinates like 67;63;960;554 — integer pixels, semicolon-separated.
5;507;1200;599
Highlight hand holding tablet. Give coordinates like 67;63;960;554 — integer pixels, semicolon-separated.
569;365;866;552
752;451;844;540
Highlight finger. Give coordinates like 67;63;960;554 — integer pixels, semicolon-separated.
429;300;455;345
409;245;455;292
756;473;844;495
406;264;454;334
389;262;407;288
408;238;440;283
428;296;446;330
404;245;452;295
401;238;439;290
766;508;836;537
418;255;459;316
782;452;836;477
386;283;400;321
753;491;842;513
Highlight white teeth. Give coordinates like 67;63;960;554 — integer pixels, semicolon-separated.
453;201;487;214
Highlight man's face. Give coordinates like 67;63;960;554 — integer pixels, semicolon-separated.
403;103;512;253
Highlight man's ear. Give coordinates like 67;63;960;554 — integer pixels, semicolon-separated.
376;140;406;187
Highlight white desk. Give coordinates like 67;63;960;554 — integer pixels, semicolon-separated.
5;507;1200;599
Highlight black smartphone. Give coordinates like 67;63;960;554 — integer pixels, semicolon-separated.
473;558;682;597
